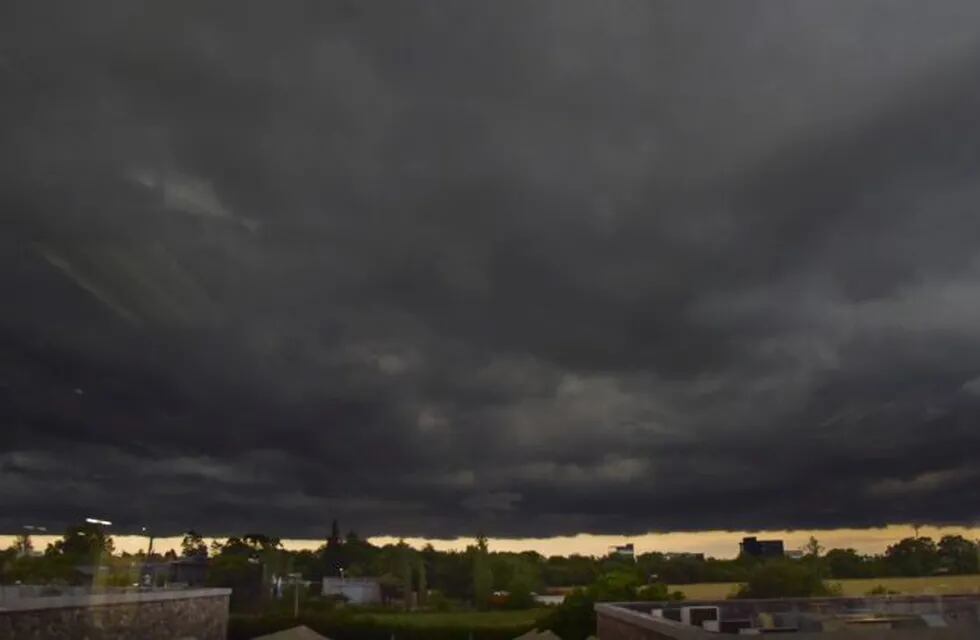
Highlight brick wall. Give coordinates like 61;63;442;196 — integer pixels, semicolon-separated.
0;589;230;640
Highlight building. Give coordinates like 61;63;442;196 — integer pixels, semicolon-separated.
321;577;382;605
739;536;784;558
596;595;980;638
611;543;635;561
169;556;209;586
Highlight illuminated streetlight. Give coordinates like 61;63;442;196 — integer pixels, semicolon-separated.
85;517;112;526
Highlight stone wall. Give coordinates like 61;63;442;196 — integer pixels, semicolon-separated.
0;588;230;640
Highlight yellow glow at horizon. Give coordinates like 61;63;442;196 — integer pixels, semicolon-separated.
3;524;979;559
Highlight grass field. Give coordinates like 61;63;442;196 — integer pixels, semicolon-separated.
228;608;553;640
674;574;980;600
357;608;551;628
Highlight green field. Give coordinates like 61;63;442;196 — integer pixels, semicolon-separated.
358;609;550;628
228;608;553;640
675;574;980;600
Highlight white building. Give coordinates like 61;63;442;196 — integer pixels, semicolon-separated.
321;577;382;605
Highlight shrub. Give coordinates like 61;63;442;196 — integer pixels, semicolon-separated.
588;570;641;601
866;584;900;596
636;582;685;601
426;590;454;612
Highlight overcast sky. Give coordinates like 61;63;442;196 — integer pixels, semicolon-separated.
4;1;980;540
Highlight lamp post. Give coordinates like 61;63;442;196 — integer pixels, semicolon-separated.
288;572;303;618
141;526;154;558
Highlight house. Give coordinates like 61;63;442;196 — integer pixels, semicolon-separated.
321;577;382;605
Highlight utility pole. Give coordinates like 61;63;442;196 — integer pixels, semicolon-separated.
288;572;303;619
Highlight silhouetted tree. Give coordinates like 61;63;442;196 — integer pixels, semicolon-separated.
938;535;979;574
46;523;114;563
417;556;427;607
734;560;838;598
804;536;824;558
472;535;493;609
181;530;207;558
824;548;871;579
884;537;939;576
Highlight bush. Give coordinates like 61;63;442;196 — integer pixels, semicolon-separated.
425;590;454;612
866;584;900;596
636;582;685;601
588;570;641;601
732;560;840;599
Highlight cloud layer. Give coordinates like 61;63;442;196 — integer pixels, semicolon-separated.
3;1;980;538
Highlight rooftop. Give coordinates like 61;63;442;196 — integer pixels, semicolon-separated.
597;595;980;638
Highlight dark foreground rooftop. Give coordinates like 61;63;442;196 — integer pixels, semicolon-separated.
597;595;980;638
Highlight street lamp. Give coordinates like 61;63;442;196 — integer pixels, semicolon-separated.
141;526;154;557
85;518;112;526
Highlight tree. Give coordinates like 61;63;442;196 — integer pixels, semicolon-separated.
208;554;264;611
397;541;414;609
472;535;493;609
13;533;33;557
242;533;281;554
937;535;979;574
417;556;427;607
589;570;642;601
884;537;940;577
181;530;208;558
321;520;346;578
734;560;839;598
47;523;114;563
804;536;824;558
329;520;341;547
545;589;596;640
543;554;599;587
824;548;871;579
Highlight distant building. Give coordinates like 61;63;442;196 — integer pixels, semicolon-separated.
322;577;382;605
169;556;208;586
739;536;784;558
611;543;635;561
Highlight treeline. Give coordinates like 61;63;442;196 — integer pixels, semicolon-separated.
633;535;980;584
5;522;978;597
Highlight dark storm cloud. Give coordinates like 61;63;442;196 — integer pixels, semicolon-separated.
4;1;980;539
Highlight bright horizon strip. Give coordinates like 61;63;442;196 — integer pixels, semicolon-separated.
3;524;980;560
